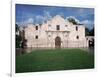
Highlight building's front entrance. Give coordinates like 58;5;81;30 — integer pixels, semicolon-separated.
55;36;61;48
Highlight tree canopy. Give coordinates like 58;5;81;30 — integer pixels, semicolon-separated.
85;27;94;36
16;24;22;48
67;17;79;25
16;24;19;32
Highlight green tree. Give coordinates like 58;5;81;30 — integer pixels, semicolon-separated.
16;24;22;48
85;27;90;36
67;17;78;25
90;27;94;36
16;24;19;32
85;27;94;36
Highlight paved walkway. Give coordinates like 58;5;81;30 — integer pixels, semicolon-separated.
80;47;94;54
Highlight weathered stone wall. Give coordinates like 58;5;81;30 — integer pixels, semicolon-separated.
24;15;88;48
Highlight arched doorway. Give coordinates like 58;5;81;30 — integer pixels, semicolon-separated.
55;36;61;48
88;38;94;48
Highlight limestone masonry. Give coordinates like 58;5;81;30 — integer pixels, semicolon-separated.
24;15;92;48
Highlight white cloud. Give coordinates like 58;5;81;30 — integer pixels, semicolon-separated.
27;18;34;24
35;15;45;24
81;20;94;29
16;18;34;26
43;11;52;20
77;9;85;14
22;18;34;25
81;20;93;25
36;15;44;20
34;11;52;24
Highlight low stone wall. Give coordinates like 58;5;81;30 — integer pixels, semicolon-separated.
26;40;88;48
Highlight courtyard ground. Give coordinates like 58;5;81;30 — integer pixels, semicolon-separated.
16;48;94;73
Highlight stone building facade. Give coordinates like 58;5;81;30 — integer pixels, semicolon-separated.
24;15;88;48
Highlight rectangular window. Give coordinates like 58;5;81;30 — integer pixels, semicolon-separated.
76;26;78;31
35;35;38;39
76;35;79;39
65;25;68;27
48;24;51;27
56;25;60;30
36;26;38;30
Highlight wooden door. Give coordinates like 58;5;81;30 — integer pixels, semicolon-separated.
55;36;61;48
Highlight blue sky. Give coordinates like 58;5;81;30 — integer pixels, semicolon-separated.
16;4;94;29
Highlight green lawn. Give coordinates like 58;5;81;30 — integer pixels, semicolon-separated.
16;48;94;73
